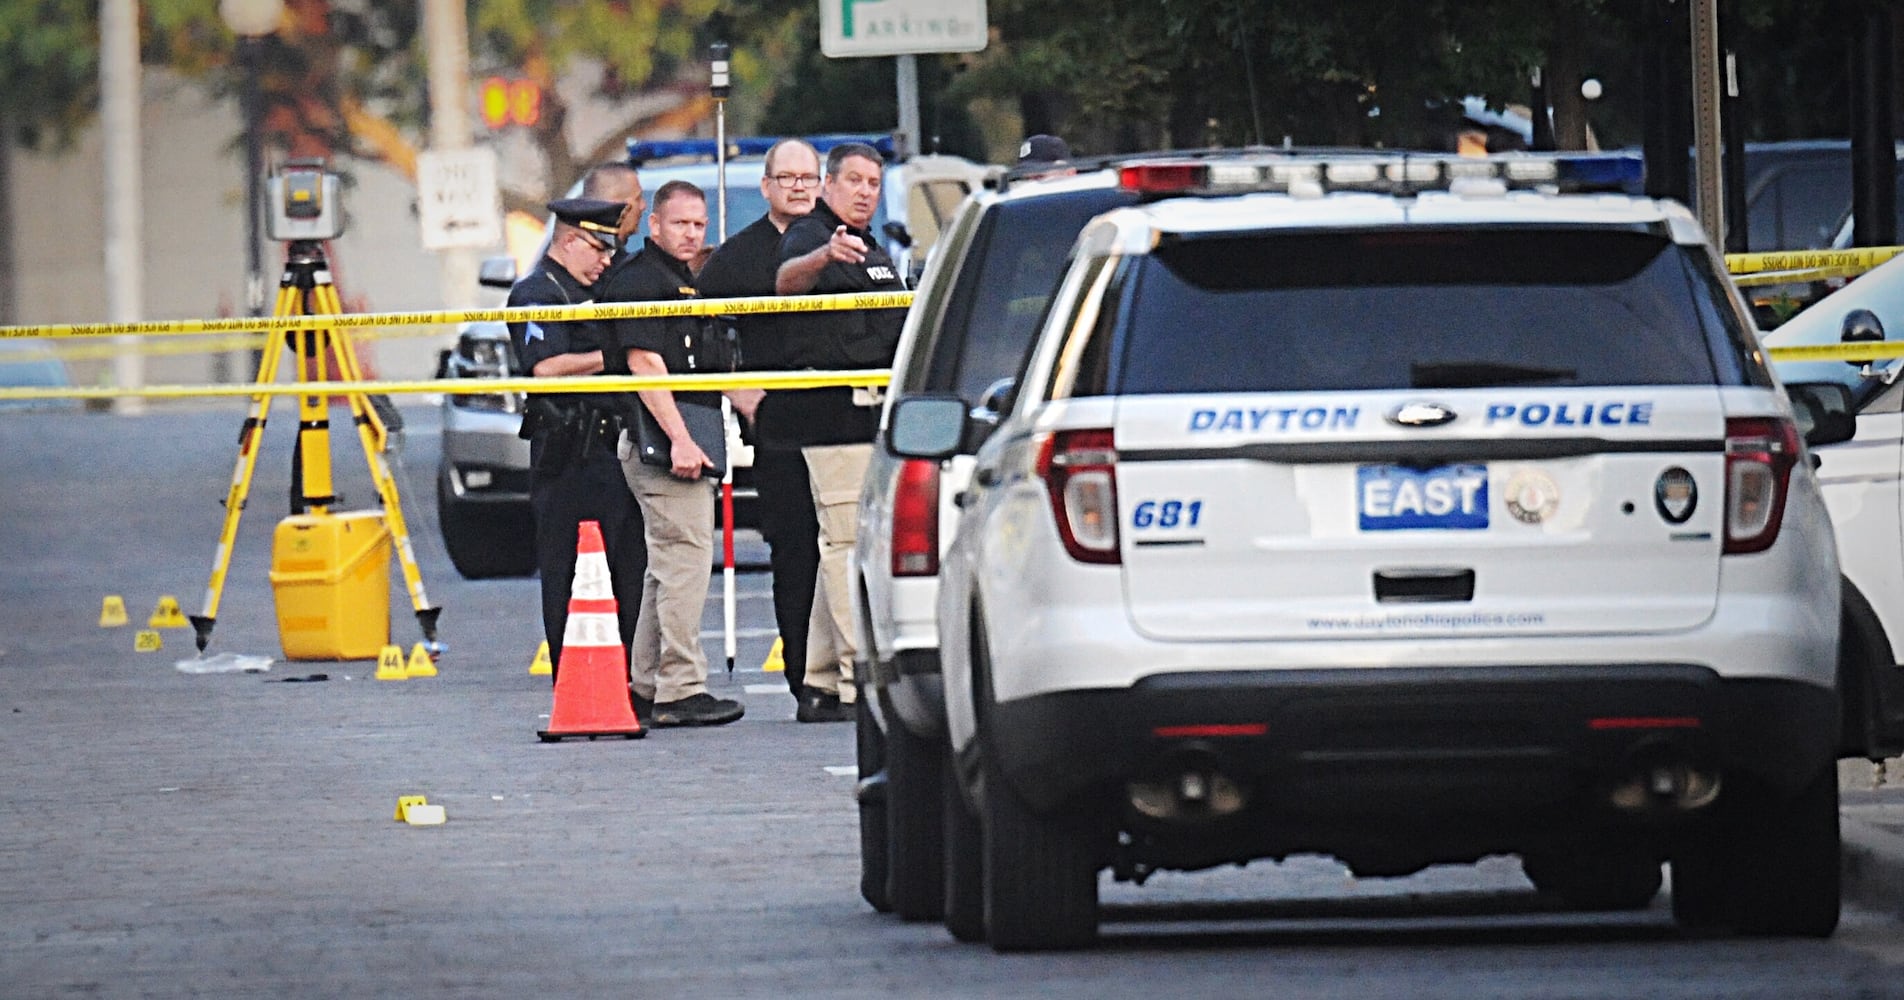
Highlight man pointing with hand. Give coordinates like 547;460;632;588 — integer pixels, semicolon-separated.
767;141;907;723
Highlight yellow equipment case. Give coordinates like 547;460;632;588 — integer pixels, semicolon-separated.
269;511;391;659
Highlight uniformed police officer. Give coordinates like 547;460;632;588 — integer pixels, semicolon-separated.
696;138;824;706
770;141;908;723
508;196;647;673
598;180;745;728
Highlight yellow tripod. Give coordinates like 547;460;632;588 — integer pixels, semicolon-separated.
188;239;442;654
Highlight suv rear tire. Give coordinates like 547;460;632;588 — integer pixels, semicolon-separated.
855;697;893;914
978;755;1099;952
942;749;986;943
969;600;1098;951
436;467;535;579
1671;765;1840;937
885;715;946;921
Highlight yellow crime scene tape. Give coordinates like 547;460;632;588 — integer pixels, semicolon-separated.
1720;246;1904;362
0;290;913;342
1732;264;1873;288
1723;245;1904;276
11;332;270;363
24;320;521;363
0;369;892;403
19;322;511;363
8;254;1904;398
0;290;911;401
1764;341;1904;364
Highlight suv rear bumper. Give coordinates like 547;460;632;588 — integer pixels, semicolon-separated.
442;401;532;500
876;649;945;738
982;664;1836;822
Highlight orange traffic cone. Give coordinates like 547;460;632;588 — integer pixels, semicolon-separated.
536;520;644;742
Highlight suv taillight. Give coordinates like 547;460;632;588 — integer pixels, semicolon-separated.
1035;428;1120;564
891;459;940;577
1723;416;1801;554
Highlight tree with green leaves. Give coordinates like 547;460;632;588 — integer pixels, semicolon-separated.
953;0;1562;153
0;0;1878;189
0;1;746;214
470;0;724;201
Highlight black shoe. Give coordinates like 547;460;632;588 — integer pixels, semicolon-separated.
796;688;852;723
629;690;654;726
653;692;745;727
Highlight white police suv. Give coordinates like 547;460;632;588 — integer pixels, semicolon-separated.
851;166;1140;924
889;155;1852;950
1760;253;1904;757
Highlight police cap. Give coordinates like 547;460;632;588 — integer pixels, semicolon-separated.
547;197;626;238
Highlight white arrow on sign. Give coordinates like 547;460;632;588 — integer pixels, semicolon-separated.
417;147;504;252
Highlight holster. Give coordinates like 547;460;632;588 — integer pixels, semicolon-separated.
573;408;620;466
525;397;622;477
527;398;582;476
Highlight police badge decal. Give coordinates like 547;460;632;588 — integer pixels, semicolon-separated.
1504;469;1560;525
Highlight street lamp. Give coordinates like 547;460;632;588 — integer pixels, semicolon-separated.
219;0;283;381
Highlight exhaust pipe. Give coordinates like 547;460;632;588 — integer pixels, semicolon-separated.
1605;745;1721;813
1127;745;1250;823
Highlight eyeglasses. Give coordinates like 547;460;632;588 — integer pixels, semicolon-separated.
769;173;822;189
573;231;614;255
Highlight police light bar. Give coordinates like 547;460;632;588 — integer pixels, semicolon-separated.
1115;152;1644;198
626;133;897;165
806;133;898;159
626;137;777;164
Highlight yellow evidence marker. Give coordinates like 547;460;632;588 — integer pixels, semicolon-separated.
394;795;445;826
404;642;438;678
147;595;189;629
374;644;408;681
761;636;785;672
100;595;129;627
528;640;552;676
133;630;163;653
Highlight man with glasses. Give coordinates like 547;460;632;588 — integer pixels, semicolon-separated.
508;195;647;678
769;141;908;723
696;139;824;708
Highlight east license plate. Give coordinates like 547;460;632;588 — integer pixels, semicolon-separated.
1357;463;1489;531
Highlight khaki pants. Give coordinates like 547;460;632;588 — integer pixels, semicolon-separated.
621;454;714;704
801;442;873;703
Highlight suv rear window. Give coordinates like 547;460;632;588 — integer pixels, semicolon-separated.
924;188;1138;404
1103;228;1749;396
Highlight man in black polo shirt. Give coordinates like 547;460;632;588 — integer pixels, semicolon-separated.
599;180;745;728
696;138;823;705
770;141;908;723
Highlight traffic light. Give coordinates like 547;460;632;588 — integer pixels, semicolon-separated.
480;76;541;130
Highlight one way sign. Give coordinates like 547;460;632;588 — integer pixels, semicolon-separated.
417;147;503;251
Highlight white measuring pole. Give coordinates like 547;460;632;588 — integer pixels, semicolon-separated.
712;52;738;674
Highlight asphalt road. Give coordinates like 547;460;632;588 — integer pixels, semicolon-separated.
4;401;1904;999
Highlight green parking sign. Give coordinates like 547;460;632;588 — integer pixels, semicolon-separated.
820;0;987;57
